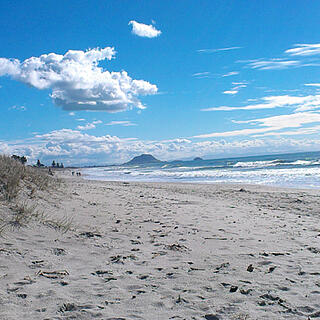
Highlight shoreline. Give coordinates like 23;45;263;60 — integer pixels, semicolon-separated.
80;172;320;192
1;173;320;319
75;169;320;194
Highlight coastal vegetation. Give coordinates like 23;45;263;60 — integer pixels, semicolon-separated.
0;154;71;235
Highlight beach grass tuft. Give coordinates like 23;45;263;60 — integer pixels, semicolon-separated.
0;154;71;235
0;154;26;201
0;155;53;200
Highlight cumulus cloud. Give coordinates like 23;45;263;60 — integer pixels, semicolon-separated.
202;94;320;112
129;21;161;38
0;47;158;112
3;127;320;166
34;129;125;144
285;43;320;56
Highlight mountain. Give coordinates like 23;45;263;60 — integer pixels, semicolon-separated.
193;157;203;161
124;154;162;165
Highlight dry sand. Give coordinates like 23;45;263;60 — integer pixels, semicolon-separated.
0;171;320;319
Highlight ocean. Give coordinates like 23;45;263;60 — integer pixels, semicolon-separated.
82;151;320;189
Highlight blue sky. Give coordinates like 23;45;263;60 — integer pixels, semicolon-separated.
1;0;320;165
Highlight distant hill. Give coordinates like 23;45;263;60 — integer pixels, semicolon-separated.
193;157;203;161
124;154;162;165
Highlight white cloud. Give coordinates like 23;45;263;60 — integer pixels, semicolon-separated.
237;43;320;72
247;58;300;70
194;127;275;138
77;124;95;130
194;112;320;139
223;90;238;95
237;112;320;129
285;43;320;56
0;47;158;112
253;125;320;137
241;43;320;71
222;71;239;77
232;81;247;86
197;47;242;53
106;120;136;126
192;71;210;78
77;120;102;130
129;21;161;38
3;127;320;166
0;58;20;76
9;105;26;111
202;94;320;112
304;83;320;87
222;82;247;96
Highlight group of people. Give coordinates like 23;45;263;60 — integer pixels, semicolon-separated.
48;168;81;177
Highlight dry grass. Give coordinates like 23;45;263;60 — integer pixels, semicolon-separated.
8;201;36;228
33;211;73;233
0;155;26;201
0;155;52;201
0;154;71;235
0;218;6;235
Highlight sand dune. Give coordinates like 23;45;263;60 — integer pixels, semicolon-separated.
1;173;320;319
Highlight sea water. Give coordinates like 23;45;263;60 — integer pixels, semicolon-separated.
82;151;320;189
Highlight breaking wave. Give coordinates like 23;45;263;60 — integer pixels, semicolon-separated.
83;151;320;189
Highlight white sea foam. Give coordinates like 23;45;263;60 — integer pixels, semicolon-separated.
83;165;320;188
233;159;284;168
291;160;320;166
83;152;320;188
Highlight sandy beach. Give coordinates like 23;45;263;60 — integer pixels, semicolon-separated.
1;172;320;319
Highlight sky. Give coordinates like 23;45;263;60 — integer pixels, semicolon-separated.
1;0;320;165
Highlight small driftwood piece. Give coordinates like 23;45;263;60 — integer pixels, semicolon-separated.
37;270;69;279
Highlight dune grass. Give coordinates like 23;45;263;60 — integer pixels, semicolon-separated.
0;155;72;235
0;155;52;201
0;155;26;201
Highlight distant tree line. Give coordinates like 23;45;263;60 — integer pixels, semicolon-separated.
36;160;63;168
51;160;64;168
11;155;27;165
11;155;64;168
36;159;64;168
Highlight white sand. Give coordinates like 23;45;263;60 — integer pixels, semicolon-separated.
0;173;320;319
